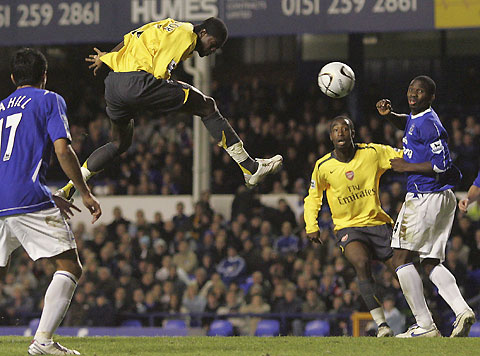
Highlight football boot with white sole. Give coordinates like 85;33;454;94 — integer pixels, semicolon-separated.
450;309;476;337
396;324;441;338
244;155;283;188
28;340;80;355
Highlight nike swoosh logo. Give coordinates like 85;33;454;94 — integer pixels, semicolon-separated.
411;329;434;337
330;170;335;174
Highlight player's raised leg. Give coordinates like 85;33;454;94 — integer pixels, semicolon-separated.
182;84;282;188
344;241;393;337
57;119;134;200
28;249;82;355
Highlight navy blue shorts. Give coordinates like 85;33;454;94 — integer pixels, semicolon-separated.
335;224;393;261
104;71;188;124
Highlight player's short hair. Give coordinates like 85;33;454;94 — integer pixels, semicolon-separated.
330;115;355;132
11;48;47;87
412;75;436;96
195;17;228;48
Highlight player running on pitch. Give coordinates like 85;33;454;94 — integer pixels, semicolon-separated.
56;17;282;199
377;75;475;337
0;48;101;355
304;115;403;337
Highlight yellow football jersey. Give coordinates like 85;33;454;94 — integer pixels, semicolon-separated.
100;18;197;80
304;143;403;233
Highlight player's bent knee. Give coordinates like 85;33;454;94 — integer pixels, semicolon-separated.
52;249;83;279
201;96;217;117
351;259;370;275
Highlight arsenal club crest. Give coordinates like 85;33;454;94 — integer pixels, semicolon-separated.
345;171;354;180
341;234;349;242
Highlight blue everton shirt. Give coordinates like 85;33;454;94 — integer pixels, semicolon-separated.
402;107;460;193
474;171;480;188
0;87;71;217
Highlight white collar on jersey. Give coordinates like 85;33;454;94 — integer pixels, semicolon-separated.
410;107;432;119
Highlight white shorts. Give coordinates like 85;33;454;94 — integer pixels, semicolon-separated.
391;189;456;262
0;207;76;266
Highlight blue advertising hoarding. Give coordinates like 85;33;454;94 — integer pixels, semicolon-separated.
0;0;434;46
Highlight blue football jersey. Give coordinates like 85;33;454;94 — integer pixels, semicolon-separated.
0;87;71;216
402;108;460;193
473;171;480;188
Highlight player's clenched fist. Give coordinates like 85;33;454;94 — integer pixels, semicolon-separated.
376;99;392;116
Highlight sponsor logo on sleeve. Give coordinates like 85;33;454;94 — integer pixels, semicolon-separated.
310;180;316;188
430;140;444;154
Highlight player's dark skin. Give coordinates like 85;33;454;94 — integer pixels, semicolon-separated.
85;29;222;154
307;118;396;280
376;79;440;275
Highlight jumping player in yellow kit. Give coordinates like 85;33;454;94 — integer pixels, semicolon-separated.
57;18;282;199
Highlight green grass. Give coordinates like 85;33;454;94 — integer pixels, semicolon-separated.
1;336;480;356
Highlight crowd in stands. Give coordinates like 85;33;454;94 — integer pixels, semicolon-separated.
1;188;479;335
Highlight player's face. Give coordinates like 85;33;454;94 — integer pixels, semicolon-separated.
330;120;353;149
197;32;219;57
407;79;433;114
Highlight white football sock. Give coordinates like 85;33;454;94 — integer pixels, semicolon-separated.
34;271;78;343
370;307;387;326
225;141;249;164
429;264;470;316
396;263;434;329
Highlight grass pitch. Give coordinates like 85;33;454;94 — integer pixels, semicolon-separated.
1;336;479;356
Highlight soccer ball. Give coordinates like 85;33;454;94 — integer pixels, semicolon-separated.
318;62;355;98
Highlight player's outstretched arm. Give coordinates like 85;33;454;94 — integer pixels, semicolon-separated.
85;47;107;76
54;138;102;223
84;42;123;76
459;184;480;212
389;158;434;174
376;99;408;130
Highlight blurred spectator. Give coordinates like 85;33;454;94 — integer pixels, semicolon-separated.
217;247;247;286
107;206;130;238
273;285;303;336
150;238;168;269
131;288;147;315
172;202;189;231
302;289;326;317
445;250;468;290
96;267;117;300
88;294;115;326
468;229;480;271
329;296;349;336
239;294;271;335
112;287;131;324
173;240;198;275
240;239;263;275
181;284;206;326
64;291;89;326
202;292;221;327
383;295;406;336
274;221;299;256
448;235;470;267
217;290;244;335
